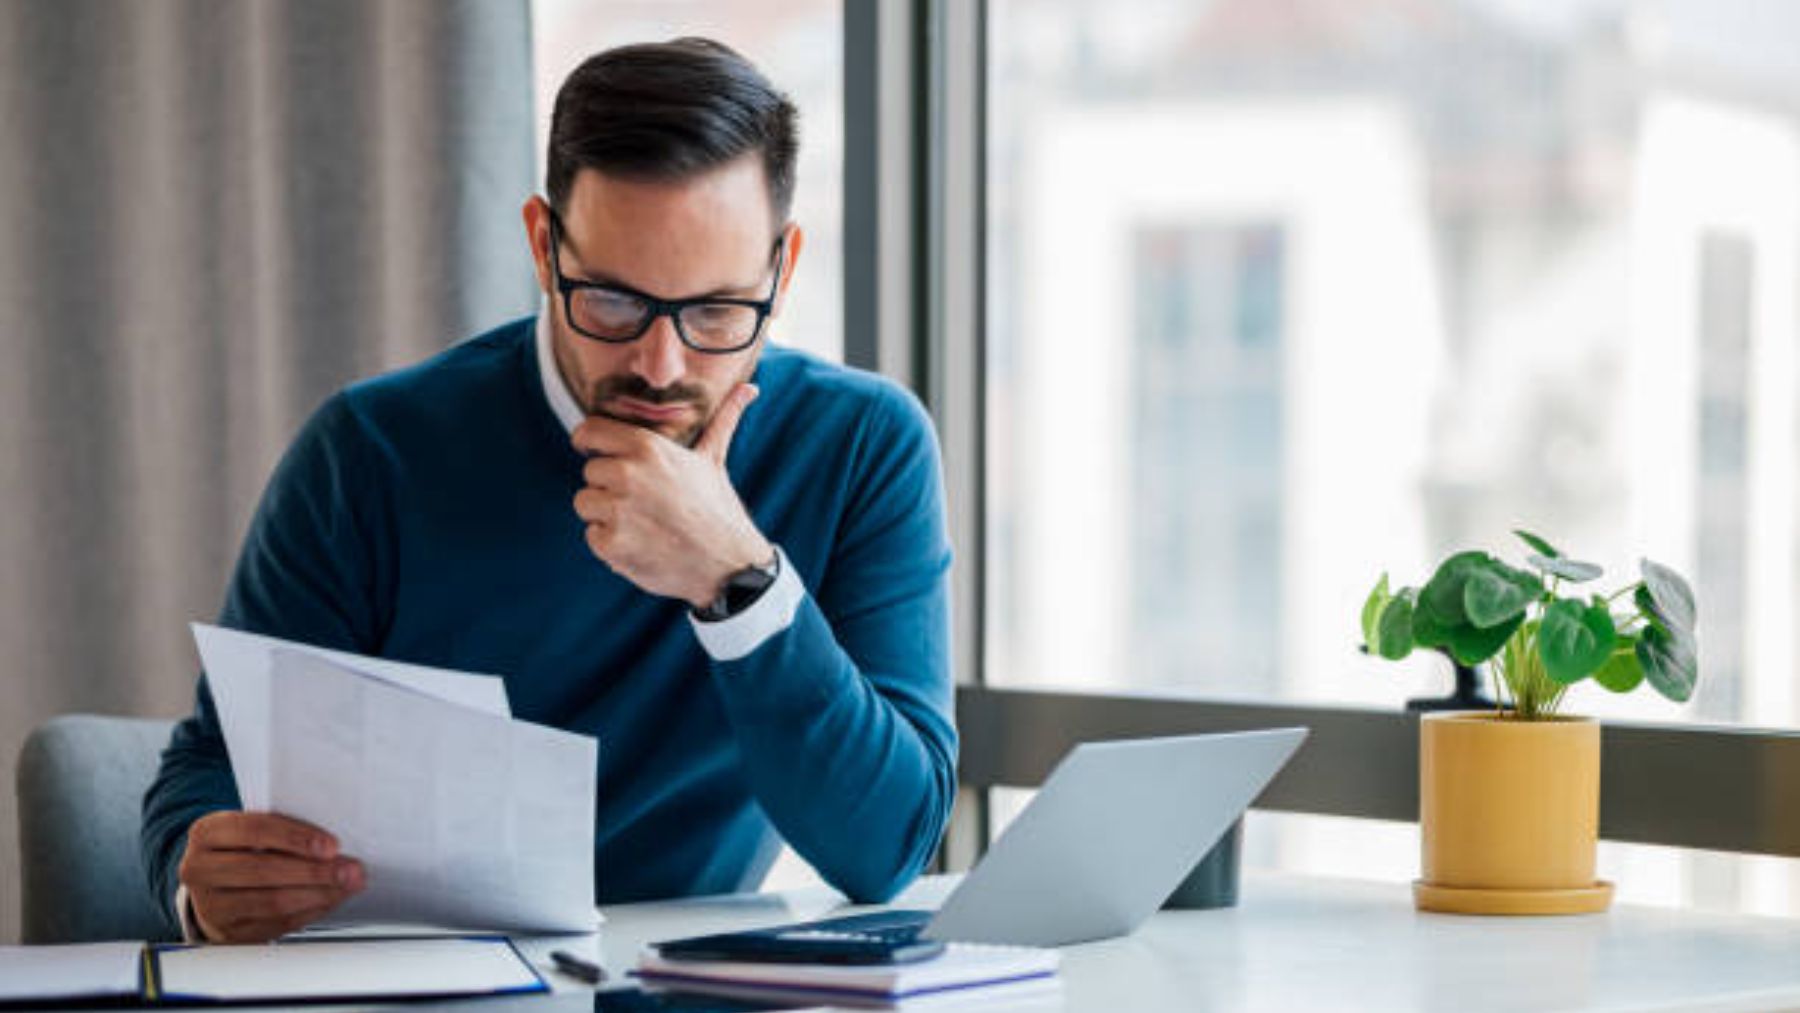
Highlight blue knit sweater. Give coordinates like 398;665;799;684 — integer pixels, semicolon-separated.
139;317;957;927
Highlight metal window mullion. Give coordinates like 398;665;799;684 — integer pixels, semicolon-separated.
847;0;984;871
842;0;924;385
929;0;990;873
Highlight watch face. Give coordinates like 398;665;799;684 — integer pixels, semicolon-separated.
727;562;779;595
698;556;780;622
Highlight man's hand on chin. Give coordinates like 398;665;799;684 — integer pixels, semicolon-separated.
571;381;773;607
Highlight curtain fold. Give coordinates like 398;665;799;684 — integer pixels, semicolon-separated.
0;0;537;943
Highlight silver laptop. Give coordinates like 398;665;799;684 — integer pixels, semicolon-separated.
922;727;1308;946
754;727;1308;949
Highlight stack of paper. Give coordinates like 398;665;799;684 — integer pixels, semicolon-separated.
193;624;600;934
635;943;1061;1009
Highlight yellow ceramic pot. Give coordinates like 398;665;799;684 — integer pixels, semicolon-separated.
1413;711;1614;915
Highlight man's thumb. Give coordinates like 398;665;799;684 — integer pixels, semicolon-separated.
697;383;759;464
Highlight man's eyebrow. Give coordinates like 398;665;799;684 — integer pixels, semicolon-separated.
563;262;767;301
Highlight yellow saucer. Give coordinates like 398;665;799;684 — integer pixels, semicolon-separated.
1413;879;1614;915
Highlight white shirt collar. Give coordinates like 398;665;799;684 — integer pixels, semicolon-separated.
536;306;584;435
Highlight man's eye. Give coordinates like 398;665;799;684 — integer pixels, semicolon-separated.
688;304;741;326
580;290;645;321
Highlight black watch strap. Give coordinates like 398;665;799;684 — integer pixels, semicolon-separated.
692;552;780;623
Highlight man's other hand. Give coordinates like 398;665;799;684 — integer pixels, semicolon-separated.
179;811;365;943
572;381;774;607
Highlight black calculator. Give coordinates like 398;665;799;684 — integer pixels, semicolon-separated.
652;910;946;965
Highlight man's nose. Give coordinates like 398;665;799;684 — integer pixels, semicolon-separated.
629;314;688;390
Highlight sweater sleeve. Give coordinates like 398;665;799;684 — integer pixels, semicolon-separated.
139;393;390;922
707;385;957;904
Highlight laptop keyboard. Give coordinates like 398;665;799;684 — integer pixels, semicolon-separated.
782;910;932;944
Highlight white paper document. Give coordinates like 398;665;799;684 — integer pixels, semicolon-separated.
193;625;599;934
192;622;513;809
0;942;141;1003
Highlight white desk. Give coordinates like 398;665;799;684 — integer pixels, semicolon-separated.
527;872;1800;1012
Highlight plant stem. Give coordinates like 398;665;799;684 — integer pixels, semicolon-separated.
1606;582;1644;605
1496;618;1559;720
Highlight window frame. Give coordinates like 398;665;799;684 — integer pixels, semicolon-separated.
842;0;1800;865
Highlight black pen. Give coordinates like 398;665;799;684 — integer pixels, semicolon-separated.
551;949;607;984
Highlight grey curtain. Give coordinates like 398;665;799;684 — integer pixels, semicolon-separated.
0;0;538;943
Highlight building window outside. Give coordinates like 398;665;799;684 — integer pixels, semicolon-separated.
985;0;1800;915
1130;225;1285;694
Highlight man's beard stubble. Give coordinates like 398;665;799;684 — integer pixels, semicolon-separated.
584;373;712;446
552;321;759;447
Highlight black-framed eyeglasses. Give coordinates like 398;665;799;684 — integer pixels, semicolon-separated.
547;209;785;355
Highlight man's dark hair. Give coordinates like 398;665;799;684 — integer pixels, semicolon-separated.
546;38;799;226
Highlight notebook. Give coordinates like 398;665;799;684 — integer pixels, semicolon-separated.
635;940;1058;1006
0;943;141;1008
0;935;547;1008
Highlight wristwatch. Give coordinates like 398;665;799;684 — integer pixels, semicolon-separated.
692;552;780;623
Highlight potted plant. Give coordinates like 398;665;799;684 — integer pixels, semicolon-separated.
1360;530;1698;914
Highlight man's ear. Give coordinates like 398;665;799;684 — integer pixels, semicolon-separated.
521;196;555;296
772;222;805;317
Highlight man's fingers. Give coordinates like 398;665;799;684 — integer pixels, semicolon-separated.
573;488;616;526
192;853;360;890
225;885;351;919
190;811;337;859
585;523;617;563
695;383;759;465
225;907;337;944
571;414;652;458
191;869;363;942
581;456;627;492
206;893;348;943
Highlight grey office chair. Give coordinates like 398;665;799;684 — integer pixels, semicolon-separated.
16;714;178;943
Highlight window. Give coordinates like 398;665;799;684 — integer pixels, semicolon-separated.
985;0;1800;725
983;0;1800;913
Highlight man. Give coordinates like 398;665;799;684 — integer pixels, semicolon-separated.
140;38;956;944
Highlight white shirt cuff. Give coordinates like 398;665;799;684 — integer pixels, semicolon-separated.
174;883;205;943
689;545;803;661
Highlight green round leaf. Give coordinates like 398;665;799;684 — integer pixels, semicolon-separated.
1637;624;1697;703
1463;560;1539;628
1538;598;1617;684
1421;551;1490;625
1527;554;1604;583
1634;584;1662;628
1592;642;1644;693
1361;573;1391;646
1640;559;1697;635
1513;529;1562;559
1444;612;1523;666
1372;593;1415;661
1410;599;1454;649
